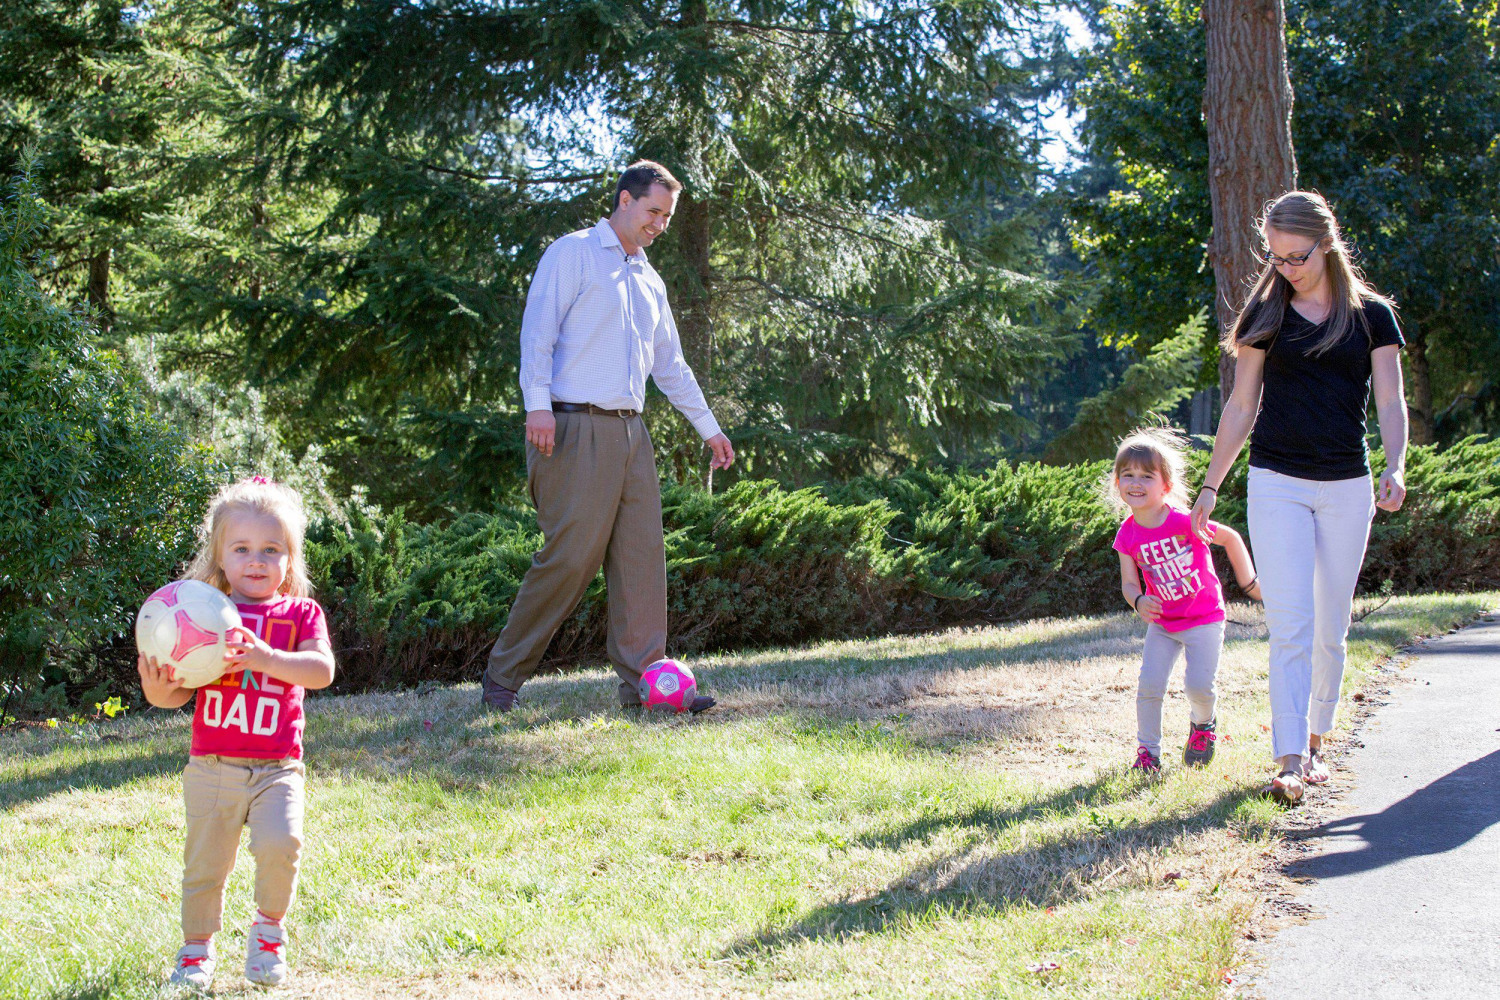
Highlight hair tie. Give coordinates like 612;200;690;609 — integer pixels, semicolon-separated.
250;475;272;485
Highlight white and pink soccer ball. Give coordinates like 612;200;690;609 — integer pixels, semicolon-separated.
638;658;696;712
135;580;243;689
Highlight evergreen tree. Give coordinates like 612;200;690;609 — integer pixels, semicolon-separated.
0;2;244;337
187;0;1067;505
0;162;222;711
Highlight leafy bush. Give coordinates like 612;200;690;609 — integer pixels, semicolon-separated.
0;169;224;713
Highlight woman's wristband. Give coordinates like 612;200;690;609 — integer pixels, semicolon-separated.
1238;574;1258;592
1200;484;1219;495
1132;593;1145;611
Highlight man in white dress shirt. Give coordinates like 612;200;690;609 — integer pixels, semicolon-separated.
481;161;734;713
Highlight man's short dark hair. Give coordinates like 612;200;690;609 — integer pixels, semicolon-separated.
613;160;682;210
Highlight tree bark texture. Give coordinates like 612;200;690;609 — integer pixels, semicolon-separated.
1203;0;1298;403
674;191;712;381
670;0;717;488
249;201;266;302
1404;318;1435;444
87;248;112;331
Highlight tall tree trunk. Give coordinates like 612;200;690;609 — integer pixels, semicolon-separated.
675;193;712;381
1405;317;1435;444
1203;0;1298;405
87;248;112;332
249;201;266;301
673;0;716;488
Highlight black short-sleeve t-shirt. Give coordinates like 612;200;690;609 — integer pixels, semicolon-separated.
1243;298;1404;481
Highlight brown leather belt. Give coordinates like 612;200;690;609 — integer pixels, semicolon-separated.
552;401;639;418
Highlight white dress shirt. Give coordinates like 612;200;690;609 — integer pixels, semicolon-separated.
518;219;722;440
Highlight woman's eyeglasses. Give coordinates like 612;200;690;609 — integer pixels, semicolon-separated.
1261;243;1321;267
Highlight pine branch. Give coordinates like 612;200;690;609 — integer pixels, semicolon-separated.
416;162;605;186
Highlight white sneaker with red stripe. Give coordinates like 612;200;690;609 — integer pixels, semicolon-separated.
168;942;215;989
244;916;289;986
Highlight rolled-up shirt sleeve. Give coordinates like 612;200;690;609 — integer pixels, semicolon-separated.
650;298;722;440
518;239;582;413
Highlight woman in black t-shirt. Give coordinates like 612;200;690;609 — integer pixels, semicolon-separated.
1190;191;1409;805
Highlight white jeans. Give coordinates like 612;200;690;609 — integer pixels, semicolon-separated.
1247;467;1375;762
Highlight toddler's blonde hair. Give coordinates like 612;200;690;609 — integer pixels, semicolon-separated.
185;478;312;598
1099;427;1192;517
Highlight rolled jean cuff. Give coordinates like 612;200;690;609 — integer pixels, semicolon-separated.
1309;696;1340;738
1271;713;1311;763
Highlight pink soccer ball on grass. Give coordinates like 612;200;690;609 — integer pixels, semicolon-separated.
639;658;696;713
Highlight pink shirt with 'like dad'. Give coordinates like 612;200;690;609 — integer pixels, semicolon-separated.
1112;508;1226;633
190;596;328;761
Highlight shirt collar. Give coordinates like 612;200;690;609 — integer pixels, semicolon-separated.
594;218;647;262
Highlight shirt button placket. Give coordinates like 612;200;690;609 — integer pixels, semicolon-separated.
622;251;635;402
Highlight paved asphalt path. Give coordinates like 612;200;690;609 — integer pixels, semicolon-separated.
1252;610;1500;998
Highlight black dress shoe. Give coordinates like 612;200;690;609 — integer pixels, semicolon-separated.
480;673;518;712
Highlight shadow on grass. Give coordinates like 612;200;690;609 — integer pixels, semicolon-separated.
723;782;1259;960
296;695;1065;807
0;736;183;812
856;770;1143;853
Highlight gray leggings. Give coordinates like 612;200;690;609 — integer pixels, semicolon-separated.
1137;620;1224;755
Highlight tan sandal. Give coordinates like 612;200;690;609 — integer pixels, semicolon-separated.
1303;748;1331;785
1267;770;1305;805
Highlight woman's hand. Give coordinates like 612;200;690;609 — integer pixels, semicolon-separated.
1190;488;1218;542
1376;466;1406;512
224;625;274;671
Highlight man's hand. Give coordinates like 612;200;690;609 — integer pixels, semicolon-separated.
526;410;556;457
706;433;735;470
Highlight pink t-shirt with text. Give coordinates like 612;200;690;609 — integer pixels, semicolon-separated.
1112;508;1226;632
190;596;329;760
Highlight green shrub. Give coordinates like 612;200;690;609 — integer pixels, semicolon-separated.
1366;437;1500;592
299;437;1500;691
0;169;224;712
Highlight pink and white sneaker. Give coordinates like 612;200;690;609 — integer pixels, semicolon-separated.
245;916;289;986
168;942;215;989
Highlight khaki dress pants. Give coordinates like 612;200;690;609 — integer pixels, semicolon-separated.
485;410;668;705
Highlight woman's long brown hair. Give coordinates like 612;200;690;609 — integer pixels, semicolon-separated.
1225;191;1395;357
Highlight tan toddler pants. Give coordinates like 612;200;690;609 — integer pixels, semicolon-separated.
181;754;304;937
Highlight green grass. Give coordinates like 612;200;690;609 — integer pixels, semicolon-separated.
2;593;1493;999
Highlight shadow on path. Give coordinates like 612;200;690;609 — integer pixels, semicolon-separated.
1289;750;1500;881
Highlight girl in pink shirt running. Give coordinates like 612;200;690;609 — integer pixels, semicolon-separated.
1107;429;1261;772
137;478;335;990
